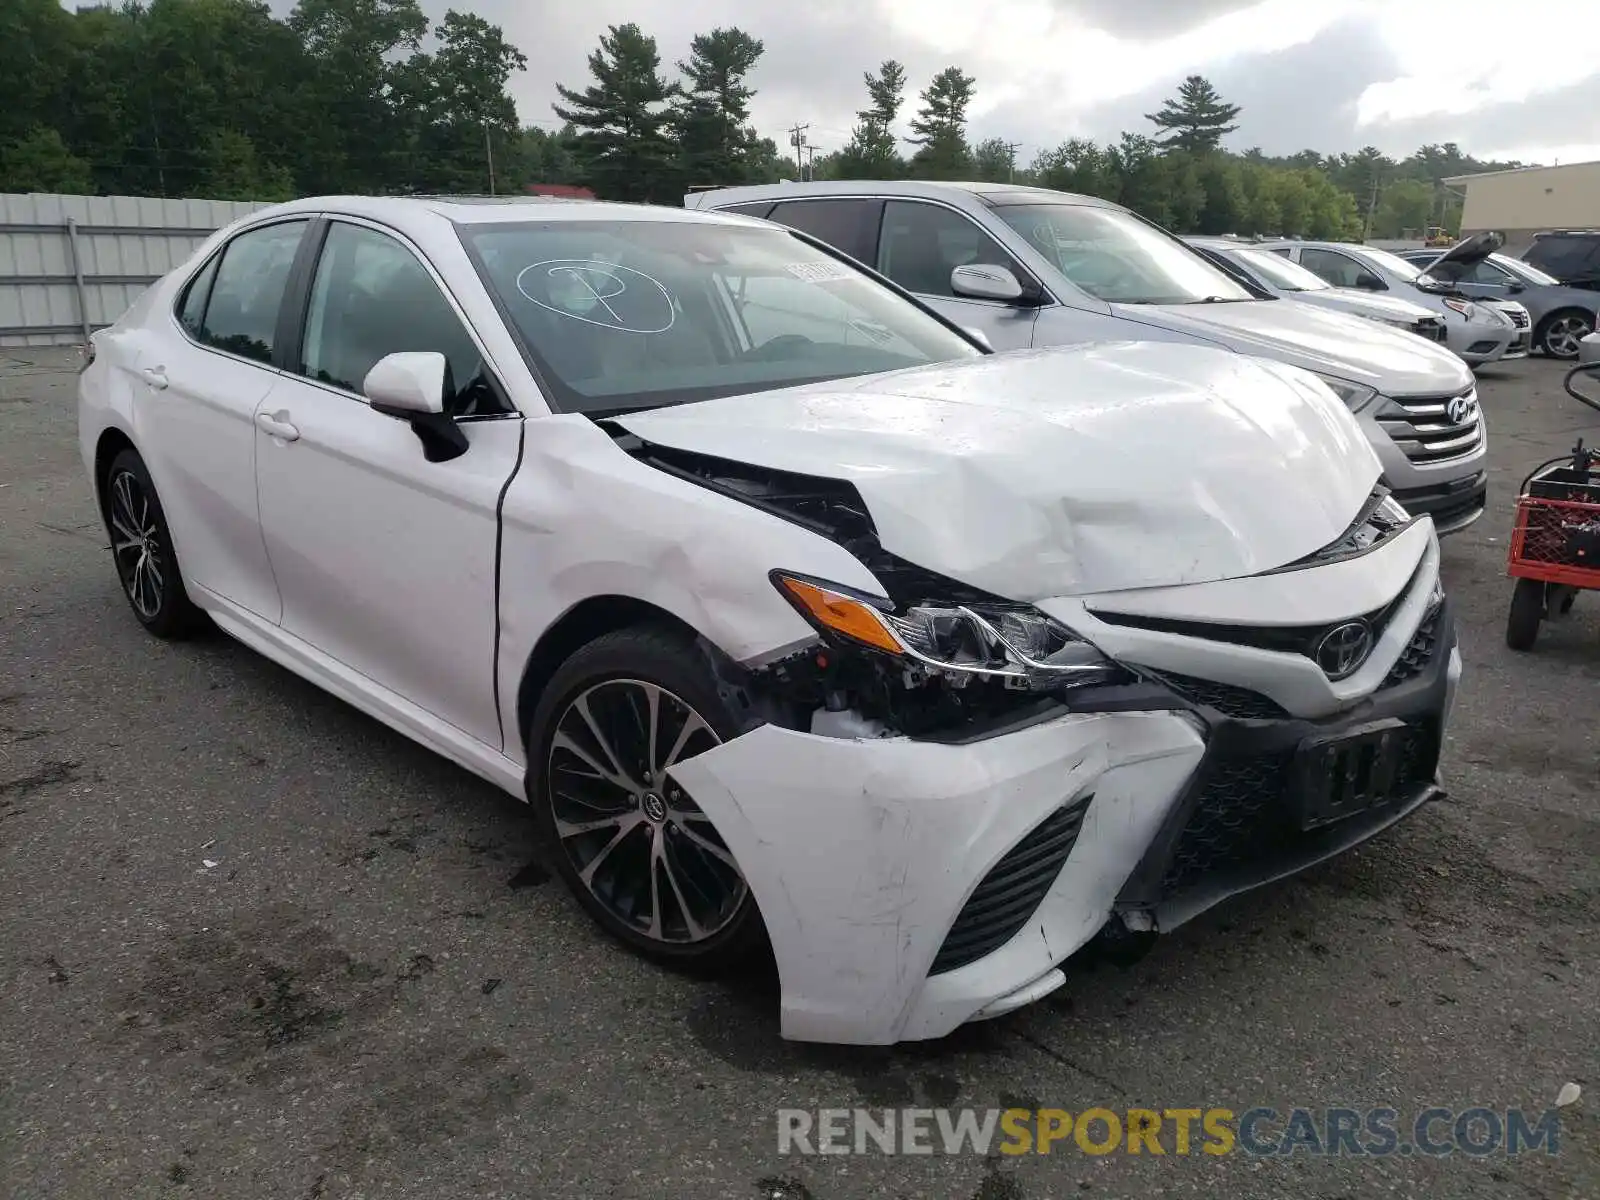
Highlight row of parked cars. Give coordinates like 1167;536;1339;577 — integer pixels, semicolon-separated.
82;182;1470;1044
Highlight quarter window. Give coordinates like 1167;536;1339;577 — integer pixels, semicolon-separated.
877;201;1025;299
299;222;506;416
198;221;307;363
176;254;220;337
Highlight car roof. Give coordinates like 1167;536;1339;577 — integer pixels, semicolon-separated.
239;194;770;230
685;179;1121;211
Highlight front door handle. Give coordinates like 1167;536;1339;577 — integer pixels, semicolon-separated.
140;367;168;390
255;411;300;442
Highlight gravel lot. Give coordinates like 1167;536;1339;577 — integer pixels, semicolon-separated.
1;348;1595;1200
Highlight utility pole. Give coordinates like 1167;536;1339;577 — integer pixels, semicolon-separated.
1362;171;1380;242
1005;141;1022;183
788;123;810;182
484;125;497;196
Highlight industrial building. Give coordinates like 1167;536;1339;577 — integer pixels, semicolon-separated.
1446;160;1600;254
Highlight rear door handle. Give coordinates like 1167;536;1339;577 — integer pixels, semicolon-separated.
140;367;168;390
255;411;300;442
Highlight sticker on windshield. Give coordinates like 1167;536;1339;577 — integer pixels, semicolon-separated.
784;261;855;284
515;259;676;333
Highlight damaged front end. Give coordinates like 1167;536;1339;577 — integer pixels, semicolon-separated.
621;435;1143;740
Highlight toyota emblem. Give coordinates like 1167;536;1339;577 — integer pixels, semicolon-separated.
1315;621;1373;679
1446;394;1477;426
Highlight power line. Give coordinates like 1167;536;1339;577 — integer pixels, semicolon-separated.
787;122;811;182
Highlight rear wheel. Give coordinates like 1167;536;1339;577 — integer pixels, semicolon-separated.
1505;578;1545;651
526;626;766;972
1538;310;1593;359
103;449;203;638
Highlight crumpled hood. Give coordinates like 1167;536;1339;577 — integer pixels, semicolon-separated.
613;341;1381;601
1115;297;1471;394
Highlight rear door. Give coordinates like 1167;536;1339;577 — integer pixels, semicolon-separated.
135;218;310;623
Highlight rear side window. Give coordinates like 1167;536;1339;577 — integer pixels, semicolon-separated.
1527;236;1600;278
878;200;1025;298
764;199;884;264
198;221;308;364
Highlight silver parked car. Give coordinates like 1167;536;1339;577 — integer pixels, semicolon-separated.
1188;236;1448;344
1258;237;1527;366
1396;246;1598;359
686;180;1489;534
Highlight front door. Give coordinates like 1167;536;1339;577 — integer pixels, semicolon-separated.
253;218;523;749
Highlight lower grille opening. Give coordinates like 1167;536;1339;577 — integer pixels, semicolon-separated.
1152;672;1288;721
929;796;1091;976
1159;722;1439;897
1383;605;1442;688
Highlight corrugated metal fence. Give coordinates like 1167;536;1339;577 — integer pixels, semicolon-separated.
0;193;273;347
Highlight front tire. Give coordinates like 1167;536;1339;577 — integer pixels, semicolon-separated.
526;625;767;972
102;449;204;639
1537;310;1594;359
1506;578;1545;651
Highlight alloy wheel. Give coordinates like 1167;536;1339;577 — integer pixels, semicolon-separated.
547;679;746;945
108;468;165;619
1544;314;1593;359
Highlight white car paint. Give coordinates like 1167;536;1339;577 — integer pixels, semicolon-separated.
80;195;1461;1045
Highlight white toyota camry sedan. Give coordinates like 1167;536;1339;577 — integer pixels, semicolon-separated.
79;195;1462;1045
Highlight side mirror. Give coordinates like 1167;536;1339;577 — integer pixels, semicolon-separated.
362;351;468;463
1354;271;1385;291
1506;281;1526;294
961;326;994;352
951;263;1025;303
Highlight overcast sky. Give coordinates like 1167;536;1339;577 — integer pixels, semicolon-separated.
487;0;1598;167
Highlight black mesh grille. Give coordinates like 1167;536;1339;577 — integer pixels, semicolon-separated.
1159;723;1439;896
1384;605;1442;688
1153;672;1289;720
929;797;1091;976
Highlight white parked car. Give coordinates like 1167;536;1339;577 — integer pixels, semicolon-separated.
1258;237;1529;365
79;196;1461;1046
1185;237;1449;345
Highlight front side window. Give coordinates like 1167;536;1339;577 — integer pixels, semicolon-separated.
198;221;308;363
459;219;981;414
877;201;1024;298
1298;248;1368;289
299;222;506;416
993;203;1252;304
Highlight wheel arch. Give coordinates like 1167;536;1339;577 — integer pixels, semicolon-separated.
514;594;705;751
92;427;138;520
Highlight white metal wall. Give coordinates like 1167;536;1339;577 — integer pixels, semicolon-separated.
0;193;274;347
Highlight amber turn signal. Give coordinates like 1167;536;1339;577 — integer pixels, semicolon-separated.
774;576;904;655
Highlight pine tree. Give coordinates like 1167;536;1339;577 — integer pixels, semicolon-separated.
905;66;975;180
1144;75;1241;154
674;27;764;187
834;60;905;179
552;23;679;202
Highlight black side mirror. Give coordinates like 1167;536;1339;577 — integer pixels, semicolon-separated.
1506;281;1526;294
1355;272;1385;291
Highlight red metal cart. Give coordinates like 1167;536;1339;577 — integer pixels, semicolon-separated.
1505;365;1600;649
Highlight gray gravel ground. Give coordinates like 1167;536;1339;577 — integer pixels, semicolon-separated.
1;348;1595;1200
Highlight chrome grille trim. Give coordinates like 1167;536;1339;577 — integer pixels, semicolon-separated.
1377;386;1483;465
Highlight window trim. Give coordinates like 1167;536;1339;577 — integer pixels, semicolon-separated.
279;214;518;421
167;215;314;373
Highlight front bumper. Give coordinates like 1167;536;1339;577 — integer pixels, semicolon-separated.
1393;470;1487;536
669;592;1460;1046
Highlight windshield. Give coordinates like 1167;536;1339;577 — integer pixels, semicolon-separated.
1359;246;1423;281
1494;253;1560;287
1228;246;1329;292
994;203;1254;304
459;220;981;414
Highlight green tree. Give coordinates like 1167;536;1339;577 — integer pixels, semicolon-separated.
1196;154;1248;234
1032;139;1114;198
1145;75;1241;154
0;127;93;193
971;137;1016;183
905;66;975;179
553;23;679;202
835;59;907;179
674;27;765;188
1372;177;1435;238
199;129;293;199
405;10;527;192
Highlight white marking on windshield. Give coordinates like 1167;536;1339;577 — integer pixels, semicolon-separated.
515;259;676;333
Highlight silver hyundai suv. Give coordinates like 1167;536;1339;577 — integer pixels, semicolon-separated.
686;181;1488;534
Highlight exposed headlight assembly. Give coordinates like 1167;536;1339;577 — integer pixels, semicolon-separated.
772;573;1123;691
1309;371;1378;412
